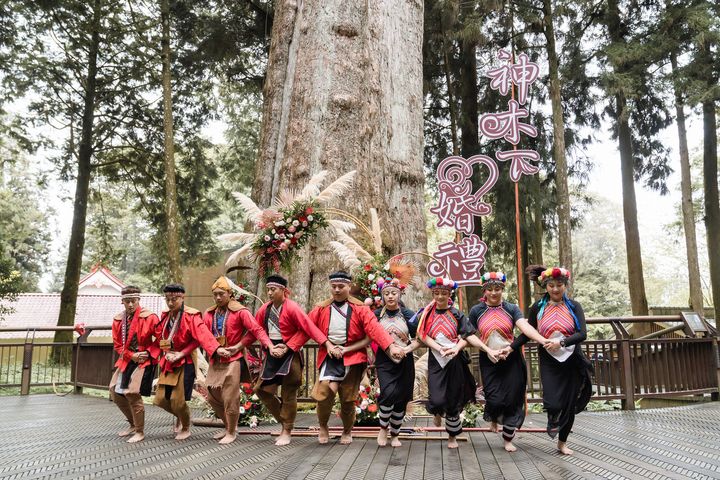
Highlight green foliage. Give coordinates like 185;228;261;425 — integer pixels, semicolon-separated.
0;147;51;291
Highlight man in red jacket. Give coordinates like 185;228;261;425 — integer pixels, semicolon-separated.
254;275;338;446
197;276;274;444
309;271;406;445
152;283;212;440
109;286;159;443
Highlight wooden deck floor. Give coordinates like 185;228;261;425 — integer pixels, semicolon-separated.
1;395;719;479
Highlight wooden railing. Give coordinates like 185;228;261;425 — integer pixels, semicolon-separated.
1;314;718;409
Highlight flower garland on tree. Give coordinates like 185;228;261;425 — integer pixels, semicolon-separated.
218;170;357;274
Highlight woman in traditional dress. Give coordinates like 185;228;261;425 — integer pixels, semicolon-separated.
409;277;477;449
467;271;545;452
510;265;593;455
372;277;416;447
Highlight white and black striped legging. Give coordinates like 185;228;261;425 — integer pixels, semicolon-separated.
444;414;462;437
378;404;406;436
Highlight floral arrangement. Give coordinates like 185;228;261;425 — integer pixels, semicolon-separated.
219;170;356;274
353;256;390;308
336;383;381;426
460;402;485;427
232;280;253;306
205;382;276;428
250;201;328;274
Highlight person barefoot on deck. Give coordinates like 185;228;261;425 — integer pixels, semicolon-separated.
308;271;405;445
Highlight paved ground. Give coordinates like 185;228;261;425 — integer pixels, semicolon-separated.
1;395;719;479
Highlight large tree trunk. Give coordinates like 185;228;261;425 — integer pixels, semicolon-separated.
160;0;182;283
252;0;427;309
617;93;649;318
671;54;703;314
702;99;720;322
542;0;573;289
607;0;649;322
53;0;102;362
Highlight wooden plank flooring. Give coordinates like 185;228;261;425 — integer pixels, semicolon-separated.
1;395;719;479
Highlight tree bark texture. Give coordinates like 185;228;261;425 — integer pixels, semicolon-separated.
161;0;182;283
54;0;102;359
671;54;703;314
252;0;427;309
702;99;720;323
543;0;573;289
607;0;649;319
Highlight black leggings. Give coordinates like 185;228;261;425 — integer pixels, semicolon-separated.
559;412;575;442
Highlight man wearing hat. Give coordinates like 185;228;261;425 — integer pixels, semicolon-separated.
308;271;406;445
152;283;211;440
109;286;159;443
197;276;275;444
254;275;338;446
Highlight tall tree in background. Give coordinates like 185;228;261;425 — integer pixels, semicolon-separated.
541;0;573;283
602;0;672;318
655;1;705;313
251;0;427;308
688;1;720;322
160;0;181;282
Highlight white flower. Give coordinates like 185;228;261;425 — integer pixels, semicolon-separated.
355;406;362;414
307;215;314;221
274;220;285;226
292;220;300;227
264;235;271;242
251;394;259;401
367;274;375;280
302;221;308;227
274;234;279;239
271;229;276;234
360;400;369;409
284;239;291;245
239;406;246;414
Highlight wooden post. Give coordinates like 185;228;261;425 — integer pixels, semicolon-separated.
20;339;33;396
620;339;635;410
712;337;720;401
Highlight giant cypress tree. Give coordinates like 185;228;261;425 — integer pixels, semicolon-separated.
689;2;720;323
600;0;672;319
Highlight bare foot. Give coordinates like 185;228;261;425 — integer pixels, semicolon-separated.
391;436;402;448
118;427;135;437
377;428;388;446
219;433;236;444
557;441;573;455
213;429;228;440
340;432;353;445
504;440;517;452
275;430;292;446
175;429;191;440
318;425;329;444
127;433;145;443
433;415;442;427
489;422;499;433
447;436;459;449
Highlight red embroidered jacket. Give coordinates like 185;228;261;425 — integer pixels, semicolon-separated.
199;300;273;364
152;305;207;373
254;298;328;352
112;308;158;371
308;297;393;368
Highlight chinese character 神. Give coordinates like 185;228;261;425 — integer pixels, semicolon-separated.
486;50;539;105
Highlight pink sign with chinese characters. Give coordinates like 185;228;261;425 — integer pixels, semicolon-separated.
428;49;542;285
